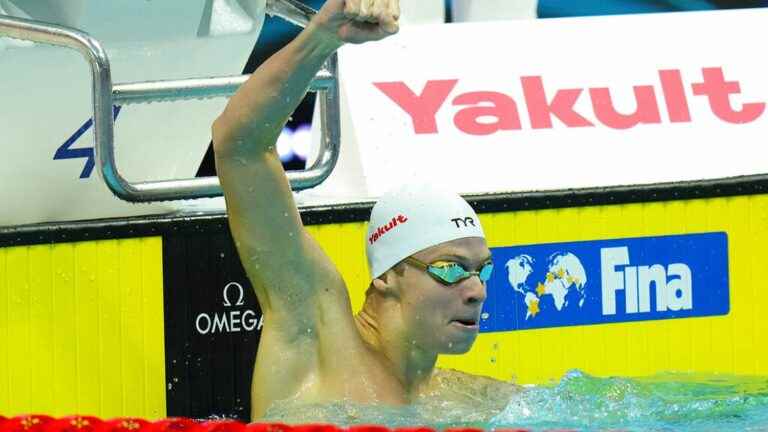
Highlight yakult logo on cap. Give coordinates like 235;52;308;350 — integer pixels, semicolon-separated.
369;214;408;244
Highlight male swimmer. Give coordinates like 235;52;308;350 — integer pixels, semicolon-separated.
213;0;494;419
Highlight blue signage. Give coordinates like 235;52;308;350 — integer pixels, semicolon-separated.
480;232;729;332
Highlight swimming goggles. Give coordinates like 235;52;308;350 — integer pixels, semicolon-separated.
404;256;494;285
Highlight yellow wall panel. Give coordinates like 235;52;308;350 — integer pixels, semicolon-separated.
0;247;8;410
141;238;166;420
29;245;55;413
0;238;165;418
7;246;32;409
97;239;124;418
52;243;78;414
75;240;101;414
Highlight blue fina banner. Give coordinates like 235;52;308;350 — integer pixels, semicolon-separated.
480;232;729;332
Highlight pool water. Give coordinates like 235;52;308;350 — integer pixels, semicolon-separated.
261;370;768;431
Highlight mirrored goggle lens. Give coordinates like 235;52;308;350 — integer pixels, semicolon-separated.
428;262;494;284
427;263;465;284
478;262;494;282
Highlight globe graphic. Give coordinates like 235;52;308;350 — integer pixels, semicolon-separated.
505;252;588;319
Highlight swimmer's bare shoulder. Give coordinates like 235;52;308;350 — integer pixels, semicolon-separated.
212;0;400;419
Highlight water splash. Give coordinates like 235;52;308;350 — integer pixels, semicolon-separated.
491;370;768;431
258;369;768;430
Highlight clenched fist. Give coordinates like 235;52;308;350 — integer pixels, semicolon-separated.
312;0;400;45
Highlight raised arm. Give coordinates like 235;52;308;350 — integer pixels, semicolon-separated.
212;0;399;335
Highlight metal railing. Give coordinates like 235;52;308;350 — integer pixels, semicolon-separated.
0;0;341;202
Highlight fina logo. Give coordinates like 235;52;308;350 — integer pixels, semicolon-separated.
486;233;725;332
505;247;693;320
601;247;692;315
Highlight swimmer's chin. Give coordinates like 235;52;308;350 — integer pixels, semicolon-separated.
439;338;477;355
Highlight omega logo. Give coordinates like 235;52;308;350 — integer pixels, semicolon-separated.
222;282;245;307
195;281;263;335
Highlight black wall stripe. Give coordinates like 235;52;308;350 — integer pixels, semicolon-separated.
163;229;260;421
3;175;768;247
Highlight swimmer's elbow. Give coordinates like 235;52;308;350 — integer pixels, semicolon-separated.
212;115;235;158
212;113;277;160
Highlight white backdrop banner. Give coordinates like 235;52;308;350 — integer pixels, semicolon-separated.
306;8;768;200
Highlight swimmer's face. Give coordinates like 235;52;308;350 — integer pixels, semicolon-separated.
398;237;490;354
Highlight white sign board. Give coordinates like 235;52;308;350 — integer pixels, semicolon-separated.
307;9;768;200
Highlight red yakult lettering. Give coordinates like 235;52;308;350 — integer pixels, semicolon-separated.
691;67;766;124
374;67;765;134
658;69;691;122
589;85;662;129
453;91;522;135
369;214;409;245
521;76;594;128
373;80;457;133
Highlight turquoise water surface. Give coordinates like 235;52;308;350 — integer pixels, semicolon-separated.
262;370;768;431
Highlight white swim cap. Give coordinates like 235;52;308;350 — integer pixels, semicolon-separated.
366;184;485;279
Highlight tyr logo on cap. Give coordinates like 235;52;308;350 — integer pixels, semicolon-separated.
369;214;409;244
451;217;476;228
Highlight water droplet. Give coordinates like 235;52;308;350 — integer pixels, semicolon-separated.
220;253;225;258
490;356;497;363
481;312;490;320
168;383;173;390
173;377;178;383
447;342;453;348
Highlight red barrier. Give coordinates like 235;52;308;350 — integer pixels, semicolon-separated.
150;418;200;432
443;428;484;432
290;425;340;432
392;428;435;432
46;417;103;432
0;415;56;432
200;421;245;432
99;419;152;432
346;426;390;432
0;416;543;432
243;424;292;432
